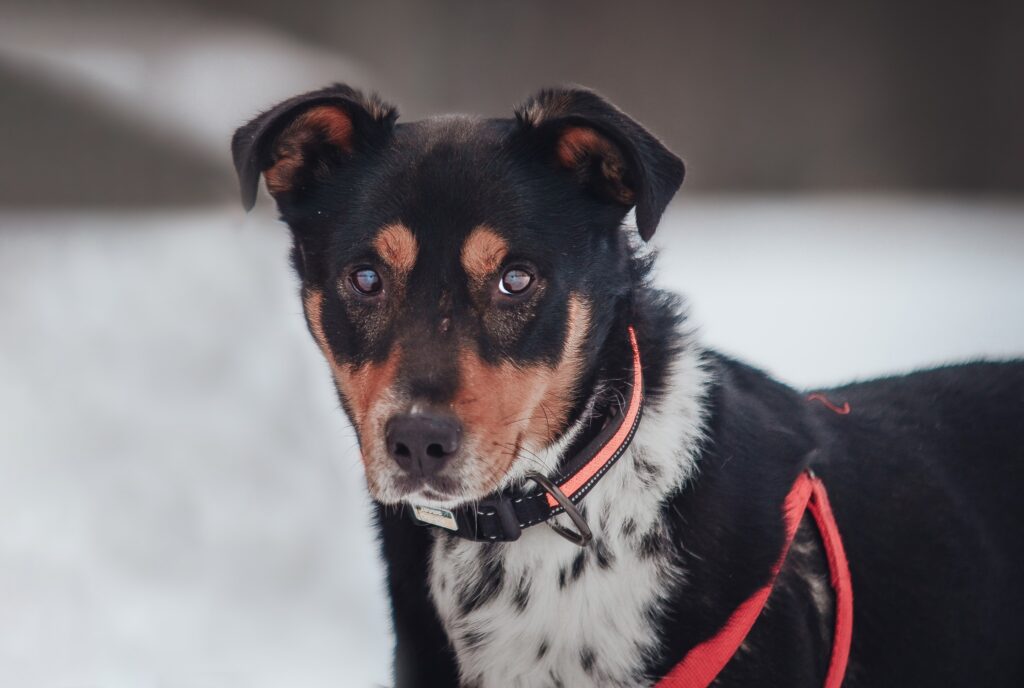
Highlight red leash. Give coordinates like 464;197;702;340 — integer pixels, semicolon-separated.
656;471;853;687
807;392;851;415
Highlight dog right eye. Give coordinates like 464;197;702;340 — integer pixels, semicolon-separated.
499;267;534;295
349;267;383;295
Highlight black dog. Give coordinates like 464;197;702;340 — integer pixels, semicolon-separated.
232;84;1024;687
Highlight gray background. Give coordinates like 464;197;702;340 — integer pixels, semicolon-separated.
3;0;1024;208
1;1;1022;686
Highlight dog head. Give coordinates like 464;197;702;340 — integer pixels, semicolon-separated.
232;84;683;507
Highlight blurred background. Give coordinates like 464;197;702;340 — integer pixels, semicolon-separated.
1;1;1022;686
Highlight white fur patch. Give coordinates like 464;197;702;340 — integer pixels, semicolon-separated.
428;334;711;687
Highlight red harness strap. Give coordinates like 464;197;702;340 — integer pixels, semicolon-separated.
656;471;853;688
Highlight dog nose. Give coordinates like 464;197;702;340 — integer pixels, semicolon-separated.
385;412;462;477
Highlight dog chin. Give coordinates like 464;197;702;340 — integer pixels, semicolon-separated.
399;490;468;510
401;479;501;509
369;474;488;509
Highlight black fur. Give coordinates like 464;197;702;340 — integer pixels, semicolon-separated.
233;84;1024;686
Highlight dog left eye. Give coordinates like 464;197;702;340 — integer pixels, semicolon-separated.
499;267;534;295
349;267;383;295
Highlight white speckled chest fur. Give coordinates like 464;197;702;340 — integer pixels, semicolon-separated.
429;340;710;687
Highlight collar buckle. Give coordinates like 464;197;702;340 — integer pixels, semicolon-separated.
477;494;522;542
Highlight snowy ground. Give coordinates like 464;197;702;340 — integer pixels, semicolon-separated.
1;196;1022;687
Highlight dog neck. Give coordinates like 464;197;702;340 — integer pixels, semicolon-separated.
428;296;712;687
498;289;703;496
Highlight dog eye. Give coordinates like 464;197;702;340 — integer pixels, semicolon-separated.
349;267;382;295
499;267;534;295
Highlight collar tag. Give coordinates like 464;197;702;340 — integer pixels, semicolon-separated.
412;504;459;531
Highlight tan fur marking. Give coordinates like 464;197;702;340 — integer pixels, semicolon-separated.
302;288;400;448
303;289;332;354
461;226;509;283
265;105;354;196
373;224;419;276
303;105;355;148
556;126;606;168
556;126;635;204
533;296;590;443
453;296;591;491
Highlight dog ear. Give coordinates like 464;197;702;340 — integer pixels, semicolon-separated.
231;84;398;211
514;87;684;241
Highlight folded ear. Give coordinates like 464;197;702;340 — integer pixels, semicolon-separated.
231;84;397;211
514;87;684;241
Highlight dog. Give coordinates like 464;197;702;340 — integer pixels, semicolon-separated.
231;84;1024;687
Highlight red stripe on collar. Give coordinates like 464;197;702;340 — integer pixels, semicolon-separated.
545;325;645;507
656;471;854;688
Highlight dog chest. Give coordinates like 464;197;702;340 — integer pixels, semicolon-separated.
429;517;678;688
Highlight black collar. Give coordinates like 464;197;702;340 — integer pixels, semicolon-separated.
408;327;645;547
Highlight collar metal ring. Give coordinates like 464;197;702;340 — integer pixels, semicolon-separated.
525;471;593;547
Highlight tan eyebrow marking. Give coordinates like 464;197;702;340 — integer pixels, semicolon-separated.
461;225;508;283
373;223;419;276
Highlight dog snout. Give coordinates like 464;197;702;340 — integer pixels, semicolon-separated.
385;411;462;477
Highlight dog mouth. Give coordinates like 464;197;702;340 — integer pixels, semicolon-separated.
391;473;462;500
371;432;527;508
395;479;477;510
